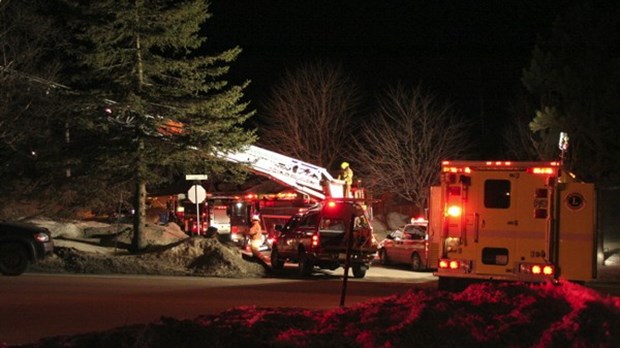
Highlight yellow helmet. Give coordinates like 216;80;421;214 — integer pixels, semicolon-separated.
341;162;349;169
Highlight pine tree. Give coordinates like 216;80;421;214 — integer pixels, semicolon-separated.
65;0;255;250
521;3;620;182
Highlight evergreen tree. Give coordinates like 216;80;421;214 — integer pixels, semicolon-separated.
521;3;620;183
64;0;255;250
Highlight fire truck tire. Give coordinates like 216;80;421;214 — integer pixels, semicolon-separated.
411;253;423;271
298;251;313;277
352;264;367;278
378;248;390;265
270;248;285;270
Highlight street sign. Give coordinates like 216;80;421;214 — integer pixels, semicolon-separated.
187;185;206;204
186;174;208;181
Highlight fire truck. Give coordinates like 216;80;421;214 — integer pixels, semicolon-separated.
175;145;359;243
431;160;596;290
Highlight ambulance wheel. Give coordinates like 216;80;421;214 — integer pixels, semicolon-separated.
270;247;285;270
352;264;367;278
298;251;313;277
411;253;423;271
379;248;390;265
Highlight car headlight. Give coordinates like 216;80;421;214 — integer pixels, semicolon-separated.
34;232;50;242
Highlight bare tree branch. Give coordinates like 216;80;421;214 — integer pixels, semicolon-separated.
260;61;361;169
354;84;472;209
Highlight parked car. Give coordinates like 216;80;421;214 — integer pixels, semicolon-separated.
378;223;431;271
0;221;54;276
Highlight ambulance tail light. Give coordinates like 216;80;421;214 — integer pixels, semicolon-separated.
447;205;462;218
438;258;470;273
519;263;555;276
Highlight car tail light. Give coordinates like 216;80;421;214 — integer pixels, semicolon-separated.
311;234;319;247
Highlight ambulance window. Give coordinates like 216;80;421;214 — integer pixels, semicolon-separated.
482;247;508;265
484;180;511;209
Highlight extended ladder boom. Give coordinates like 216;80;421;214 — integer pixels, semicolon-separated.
219;145;344;200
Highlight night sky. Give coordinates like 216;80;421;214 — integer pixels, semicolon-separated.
207;1;577;156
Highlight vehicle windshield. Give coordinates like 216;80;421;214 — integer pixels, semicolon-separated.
281;215;302;233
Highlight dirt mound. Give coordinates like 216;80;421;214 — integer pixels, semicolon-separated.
139;238;266;278
31;237;265;278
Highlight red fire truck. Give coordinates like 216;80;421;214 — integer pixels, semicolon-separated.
431;160;597;290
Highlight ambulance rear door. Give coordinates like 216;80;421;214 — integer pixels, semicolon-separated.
468;169;549;277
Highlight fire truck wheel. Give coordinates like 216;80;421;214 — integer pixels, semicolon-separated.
411;253;423;271
270;248;285;270
378;248;390;265
298;251;313;277
352;264;367;278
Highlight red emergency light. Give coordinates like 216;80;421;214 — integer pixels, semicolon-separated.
446;205;462;218
442;166;471;174
311;234;319;247
485;161;512;166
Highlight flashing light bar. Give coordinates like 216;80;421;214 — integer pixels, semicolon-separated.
442;161;560;172
485;161;512;166
528;167;556;175
442;166;471;174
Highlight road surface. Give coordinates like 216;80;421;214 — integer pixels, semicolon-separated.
0;265;436;345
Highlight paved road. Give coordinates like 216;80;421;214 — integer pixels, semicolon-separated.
0;265;436;345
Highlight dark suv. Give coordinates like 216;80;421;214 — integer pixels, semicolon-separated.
270;201;378;278
0;221;54;276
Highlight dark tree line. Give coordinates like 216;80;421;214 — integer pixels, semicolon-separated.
2;0;617;237
1;0;255;250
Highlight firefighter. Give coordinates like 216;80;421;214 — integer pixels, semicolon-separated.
338;161;354;198
248;215;269;265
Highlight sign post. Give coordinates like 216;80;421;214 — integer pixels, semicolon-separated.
186;175;208;234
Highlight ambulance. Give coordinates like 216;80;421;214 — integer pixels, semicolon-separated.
431;160;596;290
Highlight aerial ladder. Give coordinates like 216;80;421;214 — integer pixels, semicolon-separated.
219;145;346;201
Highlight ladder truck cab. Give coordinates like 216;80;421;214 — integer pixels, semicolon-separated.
432;160;596;291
